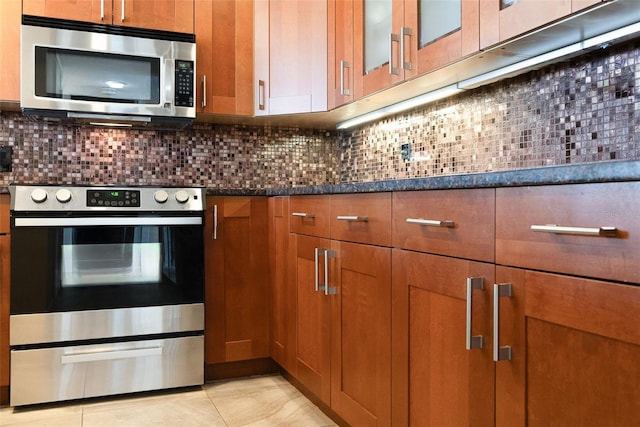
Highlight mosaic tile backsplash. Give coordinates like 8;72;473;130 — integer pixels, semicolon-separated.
339;39;640;183
1;38;639;189
0;116;340;189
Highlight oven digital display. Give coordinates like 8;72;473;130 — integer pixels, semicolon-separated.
87;189;140;207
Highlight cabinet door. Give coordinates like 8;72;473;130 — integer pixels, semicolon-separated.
330;241;391;427
480;0;600;48
495;267;640;426
205;197;270;364
0;0;20;102
353;0;405;98
114;0;194;32
195;0;253;116
294;234;332;405
254;0;328;115
268;197;296;373
23;0;112;23
404;0;479;77
328;0;354;109
392;249;494;426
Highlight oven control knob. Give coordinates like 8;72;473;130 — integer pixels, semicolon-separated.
56;189;72;203
154;190;169;204
175;190;190;204
30;188;48;203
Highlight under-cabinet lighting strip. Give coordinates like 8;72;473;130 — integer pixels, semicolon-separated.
336;21;640;130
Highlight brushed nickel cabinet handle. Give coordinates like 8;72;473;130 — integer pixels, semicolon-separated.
406;218;454;227
201;75;207;109
258;80;266;110
100;0;105;20
336;216;369;222
212;204;218;240
324;249;337;296
121;0;125;22
530;224;617;236
292;212;316;218
389;33;400;75
466;277;484;350
340;60;351;96
401;27;412;70
493;283;513;362
314;247;323;292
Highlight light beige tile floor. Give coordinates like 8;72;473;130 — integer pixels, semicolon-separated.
0;375;338;426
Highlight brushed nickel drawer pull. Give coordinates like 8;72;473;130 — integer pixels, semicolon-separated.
493;283;513;362
466;277;484;351
406;218;454;227
292;212;316;218
337;216;369;222
530;224;617;237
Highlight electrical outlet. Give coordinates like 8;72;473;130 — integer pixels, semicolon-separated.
401;143;411;161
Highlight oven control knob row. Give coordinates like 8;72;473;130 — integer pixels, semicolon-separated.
154;190;169;204
56;189;72;203
30;188;48;203
175;190;190;204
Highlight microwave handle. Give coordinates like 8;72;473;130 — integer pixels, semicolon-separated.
163;59;174;111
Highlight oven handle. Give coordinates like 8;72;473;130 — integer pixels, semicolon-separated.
13;216;203;227
61;346;163;364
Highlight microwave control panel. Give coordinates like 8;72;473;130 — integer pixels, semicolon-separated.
175;60;194;107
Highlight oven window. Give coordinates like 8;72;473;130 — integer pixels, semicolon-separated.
10;223;204;314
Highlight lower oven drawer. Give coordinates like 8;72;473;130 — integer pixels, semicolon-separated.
10;335;203;406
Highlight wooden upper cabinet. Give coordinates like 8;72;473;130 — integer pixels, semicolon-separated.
354;0;479;98
480;0;603;49
195;0;253;116
23;0;194;32
0;0;21;102
328;0;354;109
254;0;328;116
23;0;111;23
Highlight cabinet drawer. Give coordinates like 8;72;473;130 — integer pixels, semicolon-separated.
393;189;495;262
10;336;203;406
290;195;331;238
496;182;640;283
330;193;391;246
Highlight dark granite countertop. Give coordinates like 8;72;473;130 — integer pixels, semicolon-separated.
265;160;640;196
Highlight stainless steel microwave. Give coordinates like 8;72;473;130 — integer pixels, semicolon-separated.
21;16;196;128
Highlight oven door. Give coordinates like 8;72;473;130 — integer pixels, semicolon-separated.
10;214;204;315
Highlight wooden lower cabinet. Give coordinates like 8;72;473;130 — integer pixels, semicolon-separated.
268;196;296;373
291;233;392;426
330;241;391;427
293;234;332;404
205;196;269;364
495;266;640;426
392;249;495;427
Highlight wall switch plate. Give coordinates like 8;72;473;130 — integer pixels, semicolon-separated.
401;143;411;161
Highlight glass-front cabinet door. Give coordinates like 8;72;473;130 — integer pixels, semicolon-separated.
354;0;479;98
409;0;479;75
354;0;405;98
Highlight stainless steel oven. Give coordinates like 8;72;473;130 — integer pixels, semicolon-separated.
8;185;205;406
